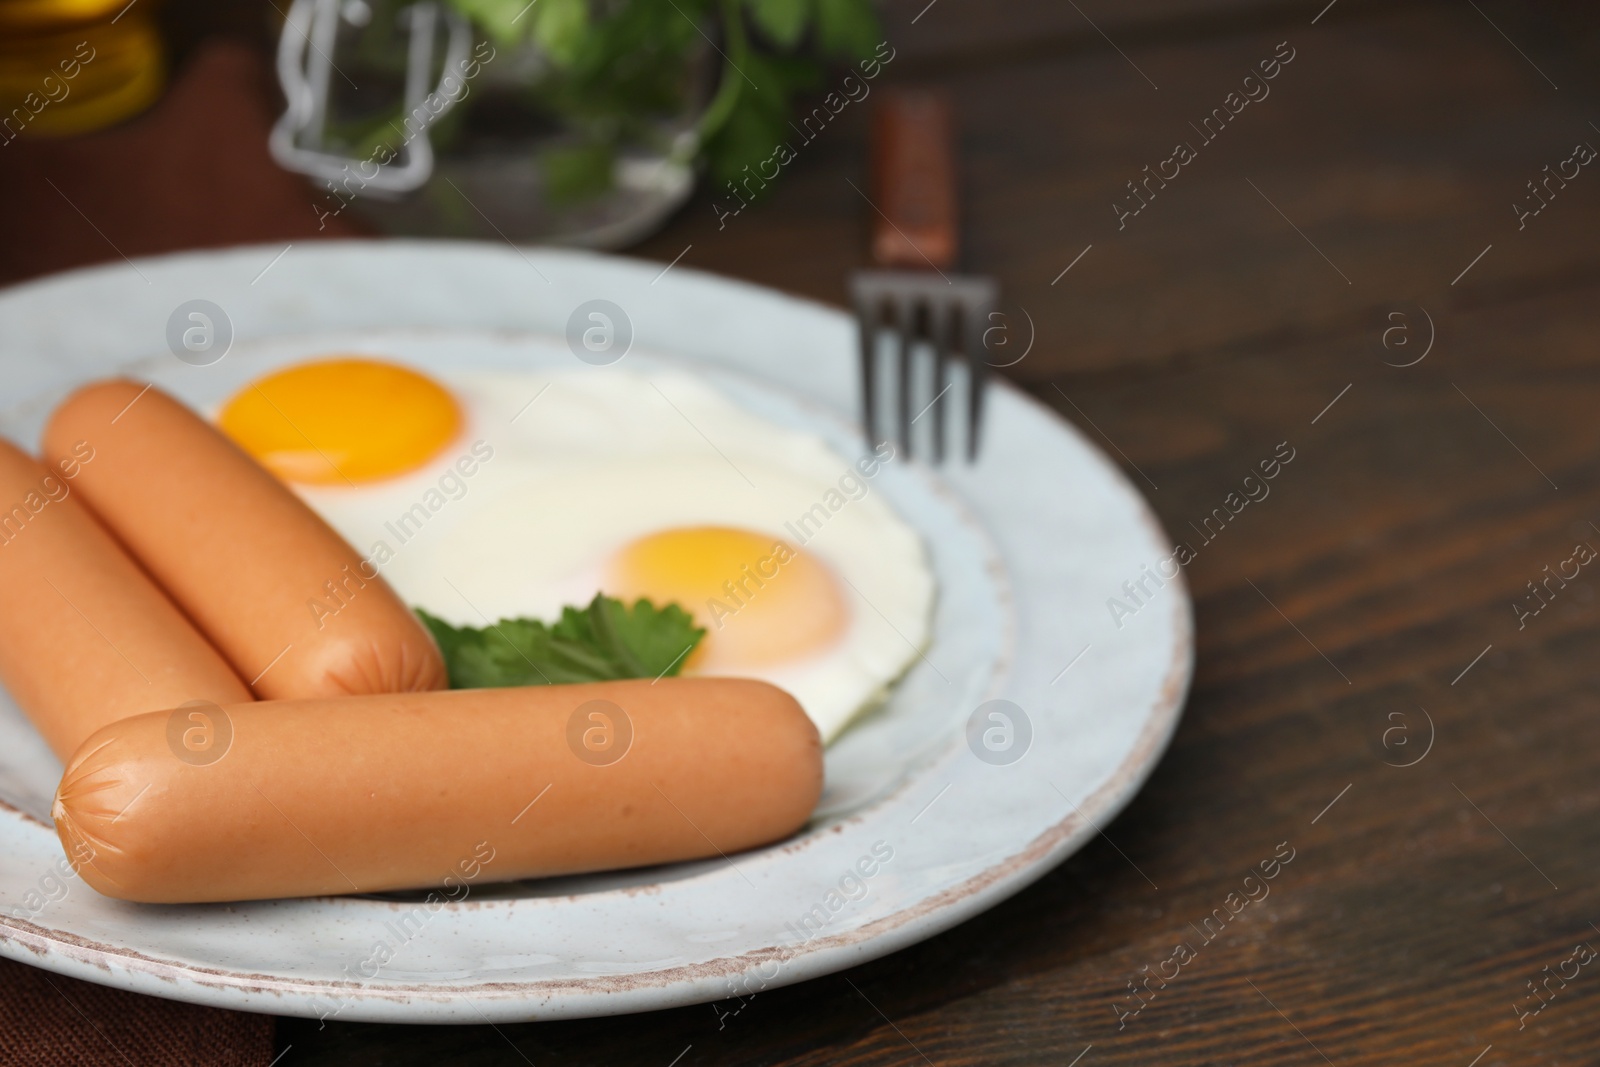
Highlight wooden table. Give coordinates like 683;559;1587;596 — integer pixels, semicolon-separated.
4;1;1600;1063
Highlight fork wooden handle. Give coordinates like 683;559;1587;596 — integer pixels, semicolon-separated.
870;89;958;270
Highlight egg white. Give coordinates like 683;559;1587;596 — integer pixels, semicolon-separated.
292;368;935;742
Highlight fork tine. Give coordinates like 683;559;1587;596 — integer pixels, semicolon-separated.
857;296;879;450
930;299;950;464
963;277;999;461
965;302;987;462
896;297;914;461
852;270;999;463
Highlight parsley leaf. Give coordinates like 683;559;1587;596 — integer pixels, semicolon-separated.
434;0;881;201
417;595;706;689
531;0;590;65
814;0;879;57
746;0;810;50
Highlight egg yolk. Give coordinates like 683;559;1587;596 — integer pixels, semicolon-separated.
607;526;848;669
218;358;461;485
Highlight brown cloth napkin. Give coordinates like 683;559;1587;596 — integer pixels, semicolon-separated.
0;956;274;1065
0;35;360;1064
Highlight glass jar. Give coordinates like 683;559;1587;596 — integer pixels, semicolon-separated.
270;0;711;248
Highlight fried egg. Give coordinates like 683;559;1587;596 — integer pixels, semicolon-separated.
216;357;934;742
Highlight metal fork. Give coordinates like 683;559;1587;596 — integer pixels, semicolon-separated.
851;89;999;462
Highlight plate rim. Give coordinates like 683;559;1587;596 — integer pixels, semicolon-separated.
0;240;1193;1020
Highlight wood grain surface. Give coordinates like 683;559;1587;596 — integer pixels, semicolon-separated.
4;0;1600;1064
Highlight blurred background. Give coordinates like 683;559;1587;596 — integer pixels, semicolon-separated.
9;1;1598;327
7;1;1600;1064
5;0;1600;372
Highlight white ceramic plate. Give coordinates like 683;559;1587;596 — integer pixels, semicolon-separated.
0;241;1190;1023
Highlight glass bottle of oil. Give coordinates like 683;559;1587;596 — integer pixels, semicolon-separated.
0;0;165;142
